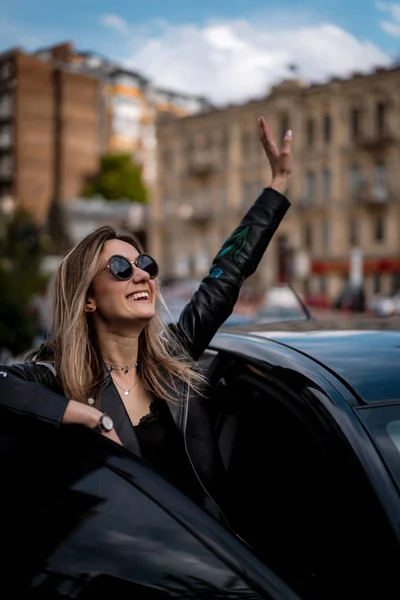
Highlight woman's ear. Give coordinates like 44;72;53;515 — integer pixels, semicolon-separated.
85;299;96;313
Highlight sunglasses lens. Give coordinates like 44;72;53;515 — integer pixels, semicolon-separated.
109;256;133;280
137;254;159;279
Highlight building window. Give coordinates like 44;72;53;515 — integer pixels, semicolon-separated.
0;184;12;197
373;273;381;294
220;131;229;164
0;93;12;118
204;134;213;151
349;218;358;247
322;220;330;251
322;168;331;199
241;131;254;161
0;123;12;148
349;164;363;197
376;102;387;137
304;223;312;250
0;61;13;81
279;114;290;142
304;171;316;201
350;108;361;140
306;119;314;148
323;114;331;143
391;274;400;295
373;161;387;201
0;153;13;177
374;216;384;243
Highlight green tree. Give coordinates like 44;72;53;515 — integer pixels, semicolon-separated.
83;153;148;203
0;209;48;355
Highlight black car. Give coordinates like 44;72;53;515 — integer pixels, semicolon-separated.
208;317;400;599
2;317;400;599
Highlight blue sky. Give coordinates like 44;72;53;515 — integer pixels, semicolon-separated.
1;1;400;103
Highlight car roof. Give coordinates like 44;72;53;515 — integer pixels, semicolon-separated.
215;317;400;404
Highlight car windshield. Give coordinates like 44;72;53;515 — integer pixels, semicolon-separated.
356;405;400;492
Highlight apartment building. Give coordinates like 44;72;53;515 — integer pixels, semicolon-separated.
33;43;211;188
0;47;100;223
153;67;400;302
0;41;210;225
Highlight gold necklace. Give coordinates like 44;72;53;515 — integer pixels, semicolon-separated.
112;375;139;396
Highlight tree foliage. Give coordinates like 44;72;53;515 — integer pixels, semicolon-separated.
82;153;148;203
0;209;49;355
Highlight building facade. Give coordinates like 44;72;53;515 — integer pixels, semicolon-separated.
0;41;210;225
152;66;400;303
0;47;100;224
34;43;211;188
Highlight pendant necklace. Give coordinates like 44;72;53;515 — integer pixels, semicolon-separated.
112;375;139;396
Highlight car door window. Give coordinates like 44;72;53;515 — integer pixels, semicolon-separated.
1;415;299;600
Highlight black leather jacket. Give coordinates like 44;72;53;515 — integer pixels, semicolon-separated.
0;187;290;516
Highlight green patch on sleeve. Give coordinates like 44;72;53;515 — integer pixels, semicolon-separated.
215;226;250;262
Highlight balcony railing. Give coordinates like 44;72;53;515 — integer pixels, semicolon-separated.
177;204;212;224
352;184;393;206
187;152;215;177
350;132;395;152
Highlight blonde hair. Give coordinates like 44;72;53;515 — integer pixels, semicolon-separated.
29;225;206;404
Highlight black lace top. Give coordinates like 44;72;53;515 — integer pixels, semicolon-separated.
134;397;205;505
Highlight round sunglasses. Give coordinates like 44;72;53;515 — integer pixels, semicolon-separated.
104;254;159;281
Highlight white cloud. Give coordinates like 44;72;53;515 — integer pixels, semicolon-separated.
380;20;400;34
100;14;129;35
376;2;400;36
122;18;390;105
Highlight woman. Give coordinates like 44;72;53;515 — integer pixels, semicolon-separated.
0;117;292;517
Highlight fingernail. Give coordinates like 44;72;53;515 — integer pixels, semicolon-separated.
286;130;292;138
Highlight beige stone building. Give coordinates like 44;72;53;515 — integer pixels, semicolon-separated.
152;66;400;303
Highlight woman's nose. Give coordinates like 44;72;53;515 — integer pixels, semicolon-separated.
133;267;150;282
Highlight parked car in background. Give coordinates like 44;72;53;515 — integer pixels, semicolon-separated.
255;285;312;325
368;293;396;316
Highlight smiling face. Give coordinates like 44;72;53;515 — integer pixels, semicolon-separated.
87;239;157;331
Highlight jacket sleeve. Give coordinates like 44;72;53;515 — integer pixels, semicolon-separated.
172;187;291;360
0;363;69;427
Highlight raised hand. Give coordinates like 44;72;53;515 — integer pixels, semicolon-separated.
258;116;292;195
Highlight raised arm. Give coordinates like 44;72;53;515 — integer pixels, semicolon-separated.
172;117;293;360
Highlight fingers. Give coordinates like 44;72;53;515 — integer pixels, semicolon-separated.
258;117;279;158
281;129;292;155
